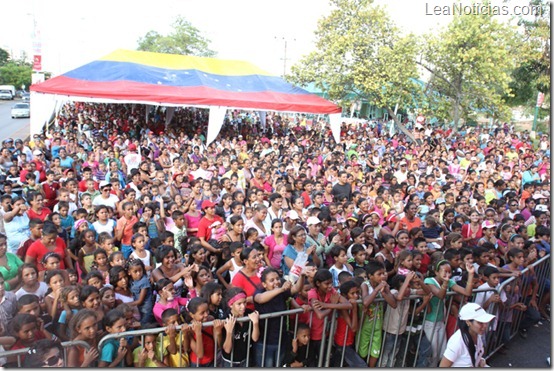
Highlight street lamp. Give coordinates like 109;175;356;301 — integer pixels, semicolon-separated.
275;36;296;77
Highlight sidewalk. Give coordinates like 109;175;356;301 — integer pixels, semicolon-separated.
488;319;551;367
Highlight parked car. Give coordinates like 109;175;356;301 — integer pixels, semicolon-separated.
21;93;30;101
11;103;30;118
0;90;13;100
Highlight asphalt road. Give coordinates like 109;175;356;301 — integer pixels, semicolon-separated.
488;318;551;368
0;98;31;141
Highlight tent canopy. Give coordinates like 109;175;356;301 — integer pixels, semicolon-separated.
31;49;340;110
30;49;342;142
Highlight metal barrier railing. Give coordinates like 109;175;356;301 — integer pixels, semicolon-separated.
97;308;305;367
89;254;551;367
1;339;91;367
483;253;551;360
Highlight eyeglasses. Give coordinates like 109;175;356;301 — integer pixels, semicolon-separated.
43;354;61;366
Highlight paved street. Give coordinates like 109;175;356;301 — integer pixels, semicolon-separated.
488;320;551;368
0;99;31;141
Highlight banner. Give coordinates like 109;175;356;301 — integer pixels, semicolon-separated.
258;111;266;132
207;106;227;145
329;113;342;143
32;55;42;71
165;107;175;128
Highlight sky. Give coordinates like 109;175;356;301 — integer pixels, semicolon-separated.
0;0;535;77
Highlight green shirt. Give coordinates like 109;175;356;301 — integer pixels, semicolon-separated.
423;277;456;323
0;253;23;290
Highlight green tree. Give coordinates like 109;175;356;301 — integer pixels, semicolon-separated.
0;48;9;67
419;4;521;129
288;0;422;134
505;0;550;119
137;16;216;57
0;62;32;88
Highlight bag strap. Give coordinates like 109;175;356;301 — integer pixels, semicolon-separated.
239;270;260;290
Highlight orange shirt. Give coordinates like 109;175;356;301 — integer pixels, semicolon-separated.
116;215;138;245
400;216;422;232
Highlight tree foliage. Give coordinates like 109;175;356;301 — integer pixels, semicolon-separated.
419;4;522;128
137;16;216;57
505;0;550;118
287;0;422;130
0;48;9;67
0;62;32;89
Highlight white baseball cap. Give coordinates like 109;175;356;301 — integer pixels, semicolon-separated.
306;216;321;226
459;303;495;323
286;210;300;220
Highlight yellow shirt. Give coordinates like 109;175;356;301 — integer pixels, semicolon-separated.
133;346;159;368
157;333;189;367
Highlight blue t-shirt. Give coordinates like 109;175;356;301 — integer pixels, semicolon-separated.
60;215;74;232
281;244;315;276
100;338;122;365
59;157;74;169
130;275;153;312
58;308;79;324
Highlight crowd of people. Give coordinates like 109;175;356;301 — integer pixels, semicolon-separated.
0;101;549;368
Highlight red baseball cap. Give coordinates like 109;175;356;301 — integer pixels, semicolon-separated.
201;200;217;210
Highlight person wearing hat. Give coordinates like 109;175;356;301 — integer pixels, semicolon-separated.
92;180;119;209
123;142;142;175
522;164;540;188
14;138;33;162
283;210;300;235
439;302;495;367
305;216;327;267
197;199;224;254
393;160;409;183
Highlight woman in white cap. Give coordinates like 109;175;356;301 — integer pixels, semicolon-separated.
439;302;495;367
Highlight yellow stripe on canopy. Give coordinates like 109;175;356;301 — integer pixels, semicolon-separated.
99;49;273;76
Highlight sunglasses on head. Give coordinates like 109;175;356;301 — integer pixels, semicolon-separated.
43;354;61;366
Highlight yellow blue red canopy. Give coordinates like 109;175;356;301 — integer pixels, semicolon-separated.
31;49;341;114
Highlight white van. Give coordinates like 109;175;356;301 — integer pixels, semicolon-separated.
0;85;15;98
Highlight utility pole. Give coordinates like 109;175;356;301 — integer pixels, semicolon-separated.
532;91;544;132
275;36;295;77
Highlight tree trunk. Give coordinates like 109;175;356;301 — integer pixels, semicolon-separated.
452;97;460;132
386;106;416;142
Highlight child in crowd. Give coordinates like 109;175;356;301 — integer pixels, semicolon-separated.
221;287;260;367
332;280;366;367
283;323;310;367
308;268;352;366
66;309;100;367
329;245;353;287
358;261;397;366
186;297;224;367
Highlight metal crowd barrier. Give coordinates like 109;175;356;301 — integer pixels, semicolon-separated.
97;308;305;367
1;339;91;368
483;253;551;360
93;254;550;367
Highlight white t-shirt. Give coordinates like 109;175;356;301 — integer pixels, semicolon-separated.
474;282;506;330
443;329;485;367
124;153;142;174
15;282;48;300
92;219;117;237
92;194;120;209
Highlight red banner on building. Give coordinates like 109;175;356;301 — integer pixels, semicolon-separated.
536;92;545;107
32;55;42;71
